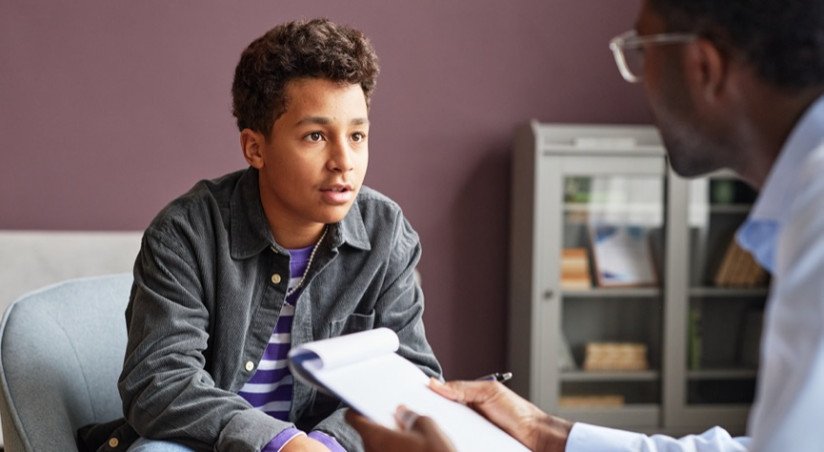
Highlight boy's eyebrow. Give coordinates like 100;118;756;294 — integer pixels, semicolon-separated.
295;116;370;126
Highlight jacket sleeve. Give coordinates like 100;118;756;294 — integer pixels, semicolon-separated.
374;211;443;378
118;229;291;452
309;408;360;451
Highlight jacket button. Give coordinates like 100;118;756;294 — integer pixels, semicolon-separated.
108;437;119;448
245;361;255;372
271;273;282;284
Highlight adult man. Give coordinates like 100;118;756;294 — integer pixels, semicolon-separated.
82;18;442;452
347;0;824;450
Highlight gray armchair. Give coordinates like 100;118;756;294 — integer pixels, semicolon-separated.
0;274;132;452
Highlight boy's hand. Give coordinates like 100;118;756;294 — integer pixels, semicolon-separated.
281;434;331;452
345;407;456;452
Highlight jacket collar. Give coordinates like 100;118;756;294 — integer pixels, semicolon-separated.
230;168;371;259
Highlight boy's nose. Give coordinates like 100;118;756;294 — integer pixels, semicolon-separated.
328;141;354;172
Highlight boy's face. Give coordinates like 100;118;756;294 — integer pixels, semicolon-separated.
248;77;369;246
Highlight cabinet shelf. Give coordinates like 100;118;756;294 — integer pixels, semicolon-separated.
557;404;660;429
564;203;663;213
687;369;758;380
689;287;768;298
561;370;659;382
563;287;661;298
541;144;664;155
709;204;752;214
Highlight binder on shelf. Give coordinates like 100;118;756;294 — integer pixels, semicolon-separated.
590;224;658;287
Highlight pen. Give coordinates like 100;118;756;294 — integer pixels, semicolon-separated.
476;371;513;383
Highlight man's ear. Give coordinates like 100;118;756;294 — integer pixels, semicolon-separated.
240;129;267;169
683;38;728;103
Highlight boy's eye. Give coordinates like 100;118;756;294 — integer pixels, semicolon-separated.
351;132;366;142
305;132;323;142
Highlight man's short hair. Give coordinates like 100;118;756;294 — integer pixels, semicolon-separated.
650;0;824;90
231;18;379;136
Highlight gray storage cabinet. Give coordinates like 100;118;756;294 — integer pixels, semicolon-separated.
508;122;766;435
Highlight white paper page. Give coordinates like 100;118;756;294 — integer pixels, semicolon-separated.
296;327;400;370
312;352;529;451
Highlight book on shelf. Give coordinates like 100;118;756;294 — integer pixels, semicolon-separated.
564;177;592;203
589;223;658;288
288;328;528;451
582;342;649;371
558;331;578;371
561;247;592;290
713;239;768;288
559;394;625;408
710;178;758;205
738;308;763;368
688;305;702;370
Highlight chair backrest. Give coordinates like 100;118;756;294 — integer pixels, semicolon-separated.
0;274;133;452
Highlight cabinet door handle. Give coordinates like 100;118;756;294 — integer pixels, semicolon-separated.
543;289;554;300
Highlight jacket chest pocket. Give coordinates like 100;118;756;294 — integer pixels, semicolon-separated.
326;311;376;338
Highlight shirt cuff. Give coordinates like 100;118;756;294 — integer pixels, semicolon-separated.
567;422;647;452
308;430;345;452
262;427;306;452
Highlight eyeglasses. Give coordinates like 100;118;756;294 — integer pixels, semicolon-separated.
609;30;698;83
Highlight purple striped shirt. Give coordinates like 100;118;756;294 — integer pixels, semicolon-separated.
238;244;344;451
236;245;338;451
239;244;311;418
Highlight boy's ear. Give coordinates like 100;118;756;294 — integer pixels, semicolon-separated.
240;129;267;169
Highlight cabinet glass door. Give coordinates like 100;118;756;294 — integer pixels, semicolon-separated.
665;170;767;433
555;169;665;428
685;174;766;405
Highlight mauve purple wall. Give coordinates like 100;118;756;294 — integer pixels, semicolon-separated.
0;1;648;378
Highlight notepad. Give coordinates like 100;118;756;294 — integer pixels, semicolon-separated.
288;328;528;451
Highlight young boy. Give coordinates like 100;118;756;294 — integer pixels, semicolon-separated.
111;19;441;452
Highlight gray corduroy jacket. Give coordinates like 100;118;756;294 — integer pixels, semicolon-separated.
113;168;442;452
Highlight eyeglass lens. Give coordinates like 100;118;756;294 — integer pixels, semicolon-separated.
621;46;645;81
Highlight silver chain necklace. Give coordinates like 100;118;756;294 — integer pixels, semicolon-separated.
285;225;328;298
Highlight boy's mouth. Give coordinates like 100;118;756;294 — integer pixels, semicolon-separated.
320;183;355;205
321;183;353;193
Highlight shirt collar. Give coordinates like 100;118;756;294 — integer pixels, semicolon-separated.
229;167;371;260
738;94;824;271
747;95;824;223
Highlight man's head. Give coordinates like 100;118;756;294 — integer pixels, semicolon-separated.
620;0;824;181
232;18;379;138
232;19;379;248
648;0;824;91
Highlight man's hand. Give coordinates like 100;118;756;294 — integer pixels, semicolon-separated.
281;434;331;452
345;406;456;452
429;379;571;452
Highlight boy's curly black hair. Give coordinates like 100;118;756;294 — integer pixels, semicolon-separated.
231;18;379;137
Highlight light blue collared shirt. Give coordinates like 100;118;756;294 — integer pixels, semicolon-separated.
736;94;824;273
739;94;824;452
